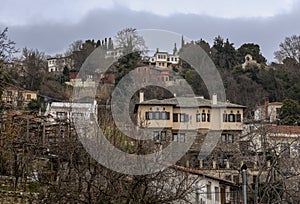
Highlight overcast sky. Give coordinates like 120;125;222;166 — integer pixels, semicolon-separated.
1;0;300;63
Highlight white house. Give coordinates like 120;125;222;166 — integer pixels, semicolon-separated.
47;56;73;72
45;100;98;121
173;165;239;204
254;101;283;123
149;48;179;69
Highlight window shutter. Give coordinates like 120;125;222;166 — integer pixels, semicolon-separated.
185;114;189;122
166;112;170;120
173;113;178;122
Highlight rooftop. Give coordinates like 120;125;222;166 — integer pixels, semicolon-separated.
138;97;245;108
265;125;300;135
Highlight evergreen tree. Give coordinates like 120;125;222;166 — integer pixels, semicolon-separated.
279;99;300;125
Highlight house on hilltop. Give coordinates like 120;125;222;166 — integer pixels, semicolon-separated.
149;46;179;69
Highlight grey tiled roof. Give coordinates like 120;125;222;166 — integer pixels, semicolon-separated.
138;97;245;108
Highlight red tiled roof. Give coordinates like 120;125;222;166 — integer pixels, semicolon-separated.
172;165;203;175
265;125;300;134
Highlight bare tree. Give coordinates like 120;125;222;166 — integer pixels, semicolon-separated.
242;123;300;203
274;35;300;64
0;27;17;62
64;40;83;57
114;28;147;54
21;48;47;90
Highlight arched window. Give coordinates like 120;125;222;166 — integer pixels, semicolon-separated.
228;111;235;122
202;110;206;122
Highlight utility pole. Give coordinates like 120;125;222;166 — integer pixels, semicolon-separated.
26;117;29;140
241;164;247;204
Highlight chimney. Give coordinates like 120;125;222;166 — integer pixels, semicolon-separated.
212;93;217;105
199;159;203;168
264;98;269;120
212;160;217;169
139;91;144;103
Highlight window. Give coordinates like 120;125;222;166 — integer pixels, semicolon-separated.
57;112;66;118
179;133;185;143
222;134;234;143
228;134;234;143
222;134;227;142
223;113;227;122
173;113;178;122
173;133;178;142
146;111;170;120
196;114;200;122
146;112;153;120
161;131;166;141
154;131;167;141
26;94;31;100
161;111;166;120
236;111;241;122
207;113;210;122
154;131;159;141
180;114;189;122
206;182;212;199
72;112;83;117
202;112;206;122
166;112;170;120
155;111;160;119
215;187;219;202
7;91;12;96
228;114;235;122
180;114;185;122
149;112;153;120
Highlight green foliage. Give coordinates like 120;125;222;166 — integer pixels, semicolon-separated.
62;66;69;83
244;63;259;81
28;182;42;193
211;36;238;69
114;52;143;84
196;39;211;55
27;99;43;114
279;99;300;125
184;70;191;81
275;71;289;82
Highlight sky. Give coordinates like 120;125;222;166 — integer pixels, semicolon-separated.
1;0;300;63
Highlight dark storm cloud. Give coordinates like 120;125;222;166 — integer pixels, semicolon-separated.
2;3;300;62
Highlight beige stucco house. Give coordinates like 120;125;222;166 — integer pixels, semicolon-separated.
135;93;246;168
1;87;37;109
